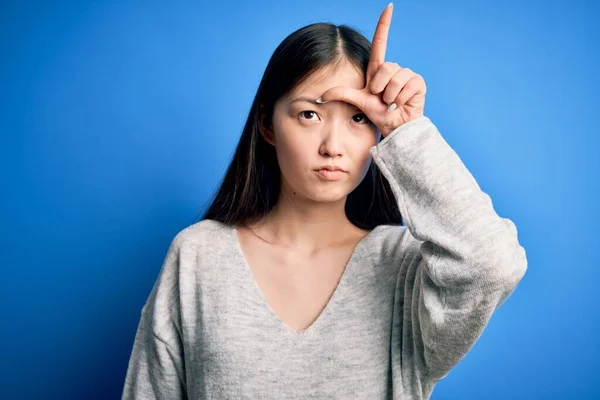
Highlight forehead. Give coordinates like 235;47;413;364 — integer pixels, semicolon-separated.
287;60;365;99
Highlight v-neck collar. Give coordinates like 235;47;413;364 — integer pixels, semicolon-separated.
228;223;379;338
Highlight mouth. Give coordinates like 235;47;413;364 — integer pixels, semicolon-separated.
315;167;347;180
316;165;347;172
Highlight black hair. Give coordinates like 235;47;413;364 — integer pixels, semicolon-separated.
198;22;403;230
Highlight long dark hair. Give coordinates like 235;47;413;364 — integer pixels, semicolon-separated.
198;23;403;230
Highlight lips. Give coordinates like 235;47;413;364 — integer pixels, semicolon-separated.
317;165;347;172
316;166;347;180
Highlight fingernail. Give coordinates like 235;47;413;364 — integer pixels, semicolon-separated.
315;97;328;104
388;2;393;8
387;103;397;112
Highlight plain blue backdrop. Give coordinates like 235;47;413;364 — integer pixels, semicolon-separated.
1;0;598;398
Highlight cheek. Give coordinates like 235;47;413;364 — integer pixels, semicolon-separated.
356;153;373;182
353;134;378;169
273;132;312;178
275;143;298;174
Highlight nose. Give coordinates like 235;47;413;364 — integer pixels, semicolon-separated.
318;124;345;159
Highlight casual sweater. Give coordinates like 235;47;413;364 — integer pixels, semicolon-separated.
121;115;528;399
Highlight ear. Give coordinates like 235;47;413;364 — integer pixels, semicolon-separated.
258;103;275;146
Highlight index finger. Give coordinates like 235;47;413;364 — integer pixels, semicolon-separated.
368;4;394;78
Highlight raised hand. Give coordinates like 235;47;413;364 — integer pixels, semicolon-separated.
316;3;427;137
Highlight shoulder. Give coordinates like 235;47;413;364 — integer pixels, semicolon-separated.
171;219;232;248
157;219;236;266
140;219;235;317
359;223;422;265
156;219;236;281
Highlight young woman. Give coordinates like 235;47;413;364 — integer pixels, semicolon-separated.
122;4;527;399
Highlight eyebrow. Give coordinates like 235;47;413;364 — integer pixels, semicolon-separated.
288;96;361;112
289;96;320;105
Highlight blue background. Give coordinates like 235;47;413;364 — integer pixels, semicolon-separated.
1;0;598;398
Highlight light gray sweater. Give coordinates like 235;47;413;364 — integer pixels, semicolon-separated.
122;115;528;399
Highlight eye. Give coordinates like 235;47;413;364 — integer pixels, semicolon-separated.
299;110;320;121
352;113;371;124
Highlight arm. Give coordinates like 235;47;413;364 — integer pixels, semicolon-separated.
370;115;528;381
122;236;187;399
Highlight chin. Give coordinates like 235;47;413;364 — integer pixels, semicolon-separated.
307;187;350;203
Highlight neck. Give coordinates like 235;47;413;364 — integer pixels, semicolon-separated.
252;187;359;252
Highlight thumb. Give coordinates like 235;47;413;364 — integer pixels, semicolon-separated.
316;86;369;111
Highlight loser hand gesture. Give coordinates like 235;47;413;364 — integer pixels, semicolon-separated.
317;3;427;137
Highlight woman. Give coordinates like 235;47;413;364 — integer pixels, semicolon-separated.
122;4;527;399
